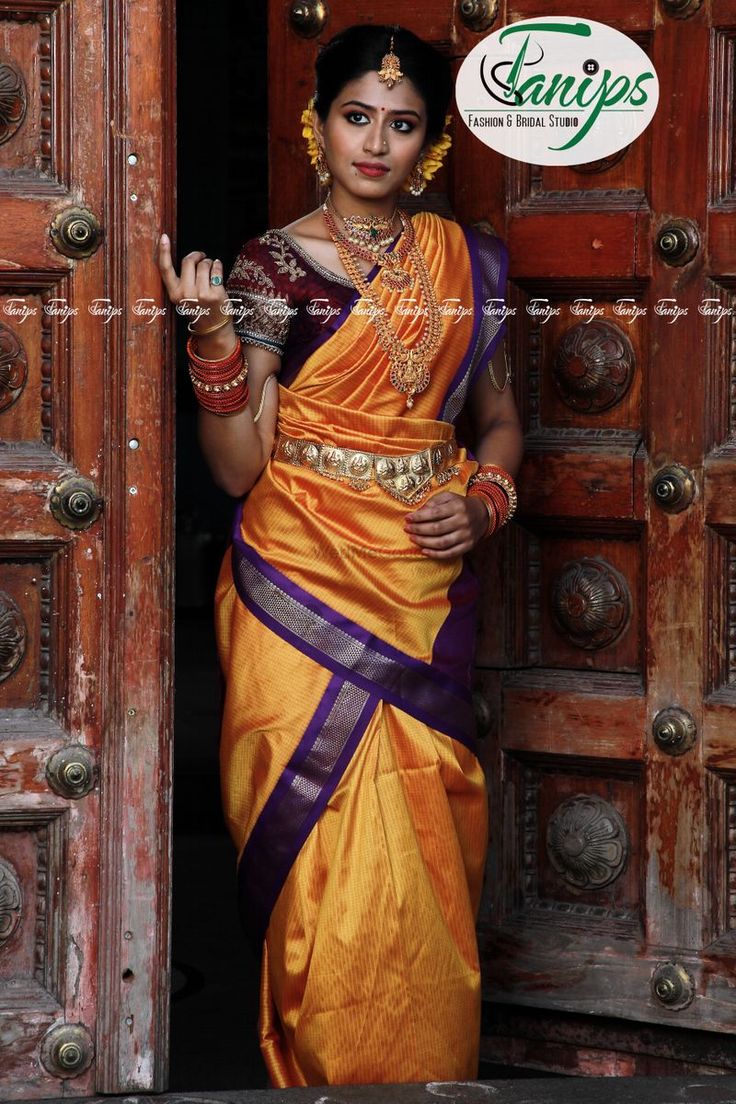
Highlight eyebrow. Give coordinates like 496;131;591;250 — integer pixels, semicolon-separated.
340;99;422;119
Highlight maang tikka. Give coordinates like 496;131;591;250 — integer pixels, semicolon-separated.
377;32;403;89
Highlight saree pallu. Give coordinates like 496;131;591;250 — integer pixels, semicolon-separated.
216;213;506;1087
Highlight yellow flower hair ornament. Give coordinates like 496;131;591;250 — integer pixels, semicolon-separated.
301;96;332;185
301;96;321;167
402;114;453;192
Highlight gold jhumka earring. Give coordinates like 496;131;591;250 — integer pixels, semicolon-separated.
377;31;404;89
315;145;331;186
407;161;427;196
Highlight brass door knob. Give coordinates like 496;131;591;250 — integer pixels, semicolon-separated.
459;0;498;32
49;475;104;530
652;707;697;756
650;962;695;1010
660;0;702;17
49;206;103;259
46;745;97;799
655;218;699;266
288;0;328;37
650;464;695;513
40;1023;95;1078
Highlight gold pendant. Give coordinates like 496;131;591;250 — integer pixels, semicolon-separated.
390;354;431;405
380;265;412;291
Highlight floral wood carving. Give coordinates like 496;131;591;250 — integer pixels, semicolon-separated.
0;61;27;146
0;592;26;683
546;794;628;889
0;323;28;413
553;320;635;413
0;857;22;946
551;557;631;650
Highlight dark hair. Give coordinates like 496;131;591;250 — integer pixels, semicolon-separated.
313;24;453;145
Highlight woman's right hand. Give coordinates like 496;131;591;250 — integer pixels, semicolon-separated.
157;234;234;337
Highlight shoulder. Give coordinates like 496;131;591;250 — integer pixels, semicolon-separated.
458;221;508;290
228;229;308;292
411;209;461;240
411;210;507;260
459;219;508;259
411;209;505;260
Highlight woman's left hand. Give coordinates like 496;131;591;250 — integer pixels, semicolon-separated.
404;492;488;558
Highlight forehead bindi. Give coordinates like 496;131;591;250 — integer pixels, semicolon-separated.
340;98;422;120
338;72;425;117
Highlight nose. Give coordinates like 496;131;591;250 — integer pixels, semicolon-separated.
362;121;388;156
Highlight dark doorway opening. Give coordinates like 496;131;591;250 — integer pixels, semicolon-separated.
170;7;553;1089
171;2;268;1090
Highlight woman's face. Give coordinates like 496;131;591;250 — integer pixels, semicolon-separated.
314;70;428;205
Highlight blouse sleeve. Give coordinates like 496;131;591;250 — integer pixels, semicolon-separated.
225;231;305;357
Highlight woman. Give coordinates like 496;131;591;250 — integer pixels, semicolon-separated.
159;24;522;1087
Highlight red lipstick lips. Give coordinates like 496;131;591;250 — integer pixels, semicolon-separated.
354;162;389;177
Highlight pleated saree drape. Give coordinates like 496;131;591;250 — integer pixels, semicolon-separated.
216;212;507;1086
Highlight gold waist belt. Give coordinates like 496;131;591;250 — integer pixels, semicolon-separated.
272;431;460;504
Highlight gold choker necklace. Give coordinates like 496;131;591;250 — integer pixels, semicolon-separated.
342;210;397;251
324;195;413;291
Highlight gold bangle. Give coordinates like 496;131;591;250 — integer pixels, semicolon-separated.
480;496;497;538
188;363;249;393
189;336;243;364
252;374;275;424
188;314;231;336
469;472;517;521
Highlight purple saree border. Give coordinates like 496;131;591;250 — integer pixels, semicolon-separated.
438;226;484;421
431;559;480;688
230;508;477;750
467;231;509;391
231;505;473;702
238;672;378;943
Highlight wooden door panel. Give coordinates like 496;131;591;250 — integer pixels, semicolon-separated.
501;680;646;759
0;0;174;1096
535;537;642;672
480;0;736;1058
507;213;651;279
0;0;106;1078
517;448;640;520
535;318;642;434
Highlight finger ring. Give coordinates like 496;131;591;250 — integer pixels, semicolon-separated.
210;274;223;286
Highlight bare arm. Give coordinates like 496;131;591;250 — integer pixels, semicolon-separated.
157;237;279;497
197;342;280;497
466;343;523;477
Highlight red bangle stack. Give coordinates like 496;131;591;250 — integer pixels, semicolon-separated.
186;334;250;416
467;463;517;539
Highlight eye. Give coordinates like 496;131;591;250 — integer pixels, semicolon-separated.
390;119;415;133
345;110;370;125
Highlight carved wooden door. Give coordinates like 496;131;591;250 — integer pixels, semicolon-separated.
272;0;736;1075
0;1;174;1096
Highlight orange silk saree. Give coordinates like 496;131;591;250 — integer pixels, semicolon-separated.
216;211;508;1086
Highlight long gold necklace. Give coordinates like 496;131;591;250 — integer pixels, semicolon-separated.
322;204;443;408
323;196;414;292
